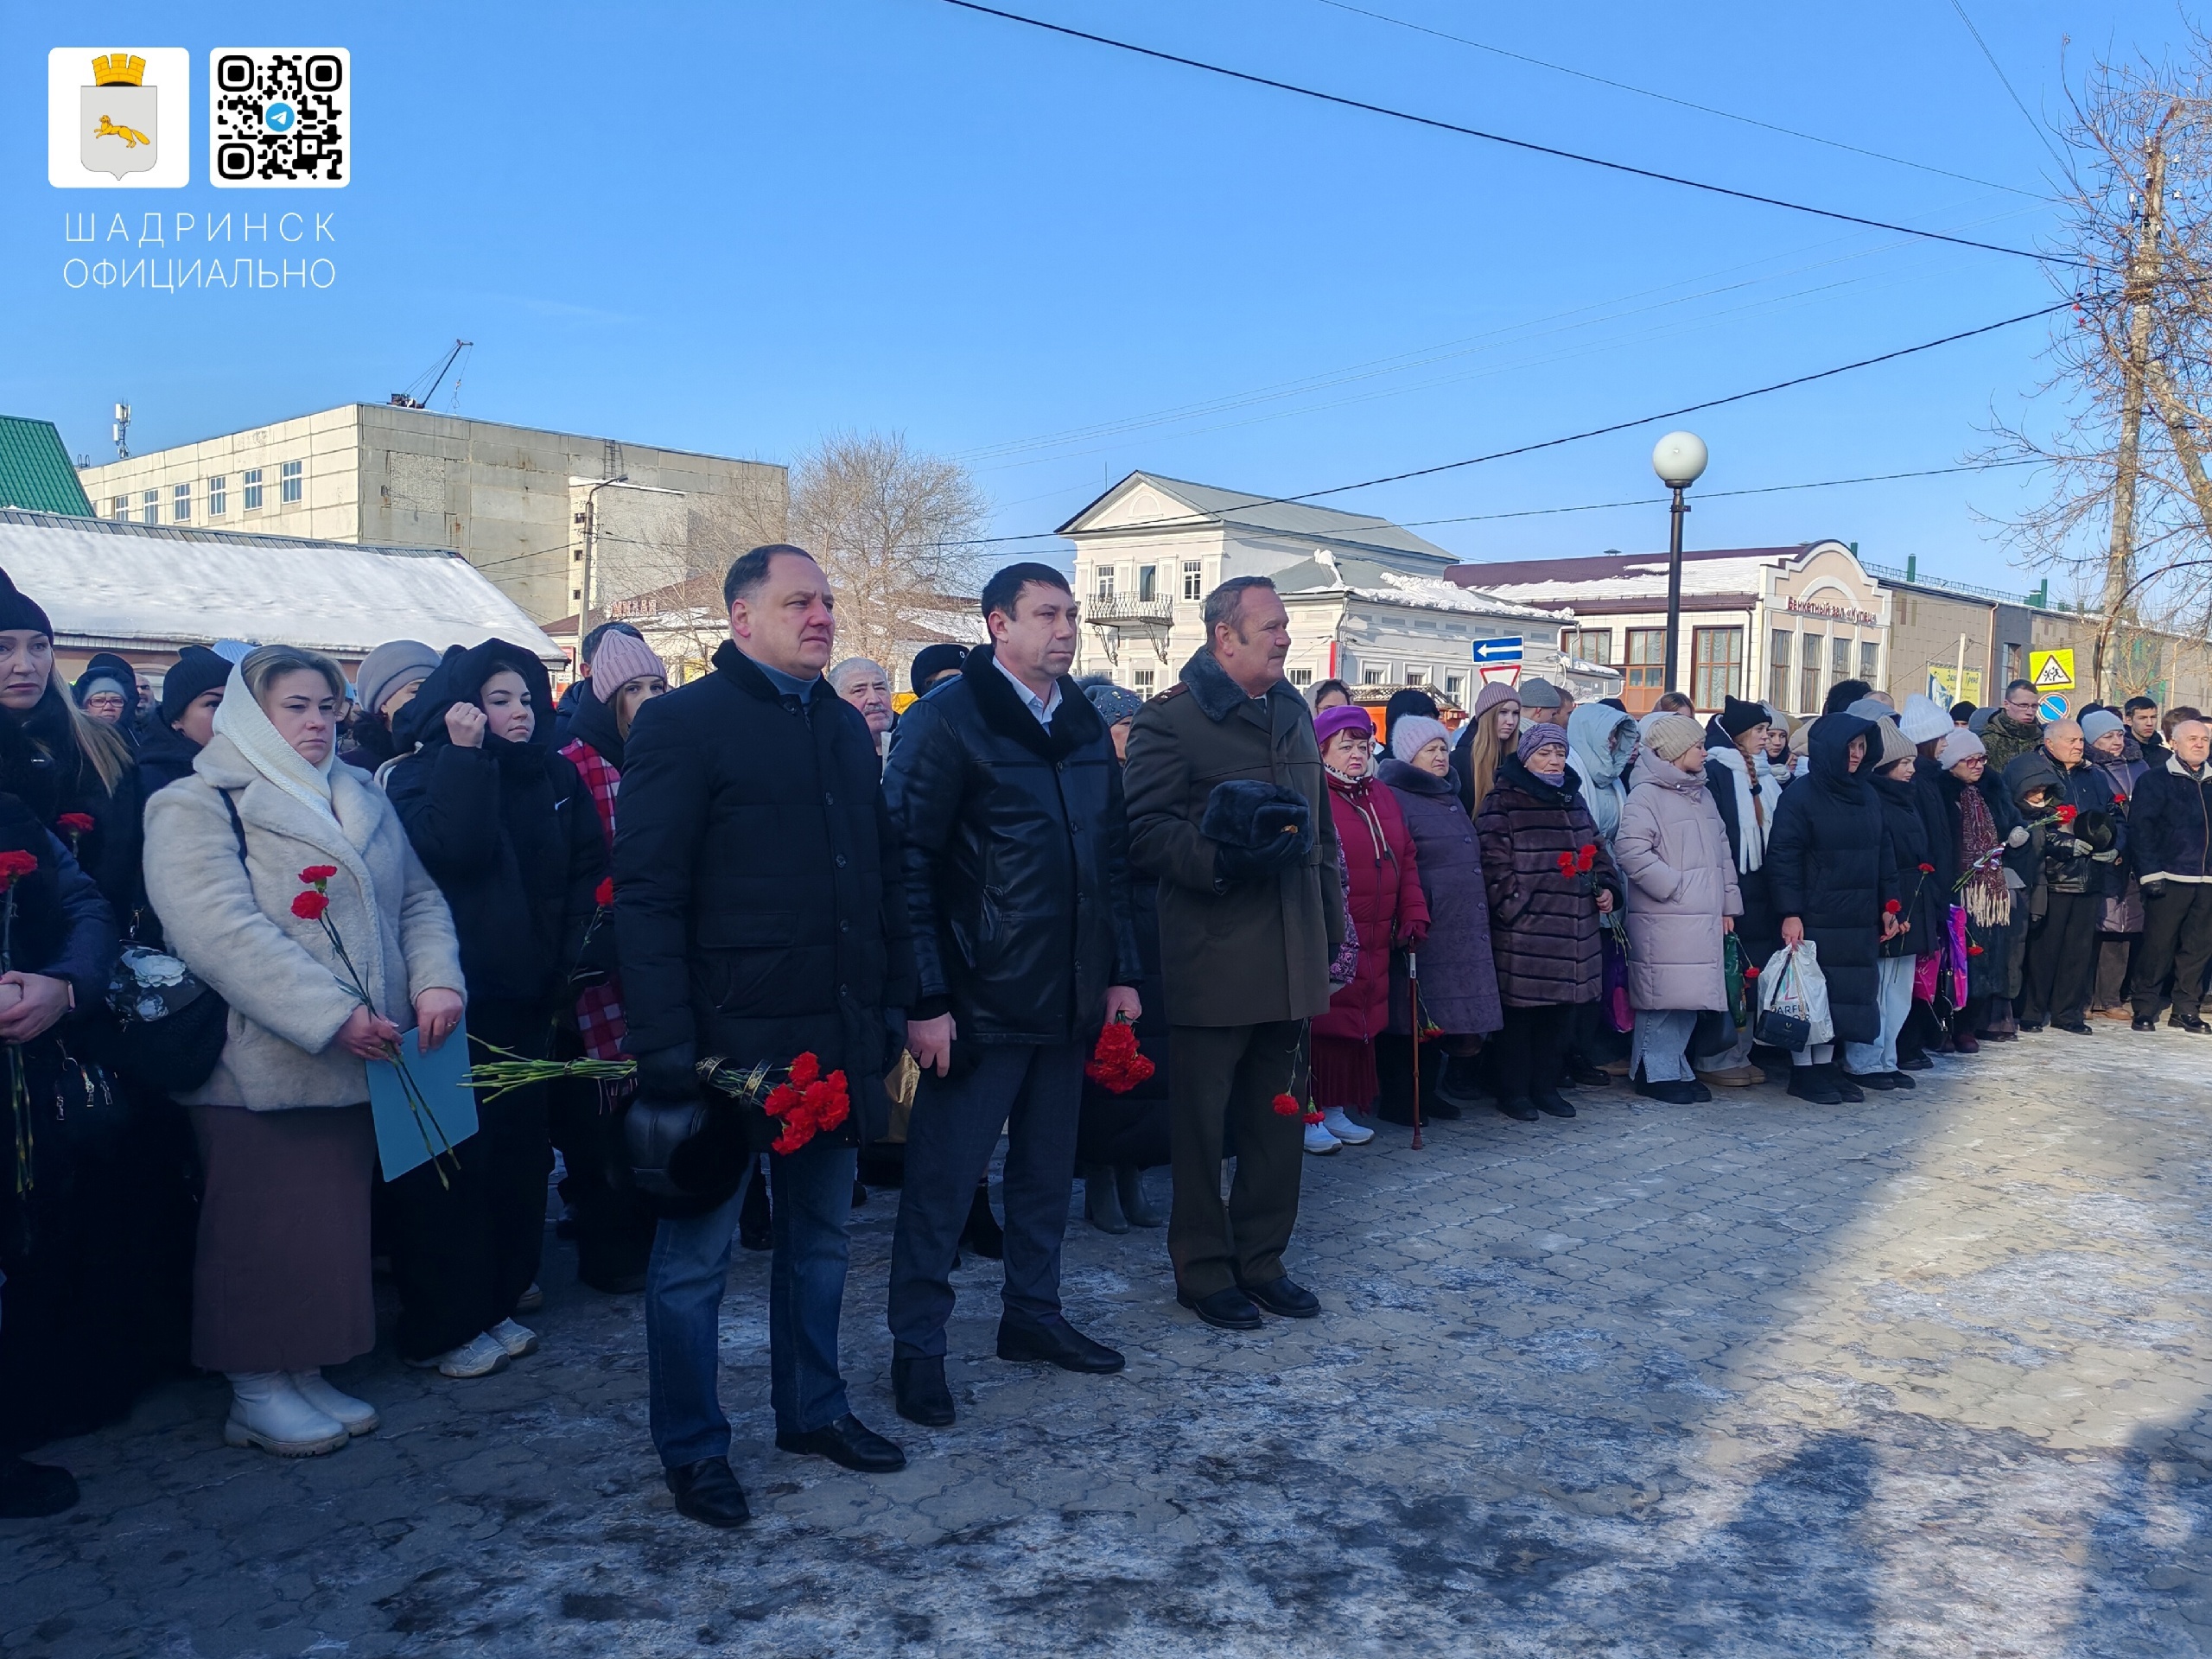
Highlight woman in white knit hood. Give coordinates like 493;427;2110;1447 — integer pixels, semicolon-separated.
1689;696;1779;1087
143;646;464;1459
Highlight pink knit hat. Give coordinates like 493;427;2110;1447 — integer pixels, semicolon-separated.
590;630;666;689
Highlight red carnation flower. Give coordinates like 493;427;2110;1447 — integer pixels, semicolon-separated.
299;864;338;883
1917;863;1935;874
1556;853;1578;878
594;876;614;908
1084;1020;1156;1093
291;890;330;921
0;849;38;887
2113;793;2129;807
1272;1092;1302;1117
1967;944;1986;957
55;813;93;836
1575;843;1598;874
2056;804;2079;825
1743;964;1760;979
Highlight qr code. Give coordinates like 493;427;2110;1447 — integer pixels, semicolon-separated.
209;48;348;187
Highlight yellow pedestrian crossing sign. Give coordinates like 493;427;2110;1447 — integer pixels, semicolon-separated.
2031;649;2075;692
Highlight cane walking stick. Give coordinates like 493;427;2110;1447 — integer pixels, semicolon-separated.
1408;952;1424;1151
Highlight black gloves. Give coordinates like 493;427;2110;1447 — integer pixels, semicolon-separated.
2144;878;2170;901
1203;781;1314;885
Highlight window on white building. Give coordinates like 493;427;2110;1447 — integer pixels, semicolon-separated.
1095;565;1115;600
172;482;191;522
141;490;158;525
280;459;302;504
1138;565;1157;602
1859;639;1880;685
1405;666;1427;685
1288;667;1313;687
1768;630;1792;709
110;496;127;518
208;475;226;516
1182;561;1203;600
243;468;263;510
1134;668;1155;693
1362;668;1386;685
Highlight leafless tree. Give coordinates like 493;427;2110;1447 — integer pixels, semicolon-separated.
789;431;988;664
1980;34;2212;693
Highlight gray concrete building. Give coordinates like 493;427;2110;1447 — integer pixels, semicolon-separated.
77;404;785;629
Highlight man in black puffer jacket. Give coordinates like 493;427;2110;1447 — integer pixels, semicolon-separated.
880;564;1141;1430
614;544;916;1528
383;639;605;1374
2126;717;2212;1031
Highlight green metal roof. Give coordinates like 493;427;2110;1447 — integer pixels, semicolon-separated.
0;416;92;516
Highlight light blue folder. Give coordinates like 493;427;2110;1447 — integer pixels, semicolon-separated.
368;1019;480;1181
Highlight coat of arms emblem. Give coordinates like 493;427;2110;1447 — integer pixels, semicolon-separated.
81;54;157;180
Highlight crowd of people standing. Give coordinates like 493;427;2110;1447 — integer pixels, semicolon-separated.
1;545;2205;1534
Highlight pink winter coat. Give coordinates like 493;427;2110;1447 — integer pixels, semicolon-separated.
1313;771;1428;1043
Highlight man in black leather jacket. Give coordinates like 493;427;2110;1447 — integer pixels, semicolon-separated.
613;545;915;1528
880;563;1142;1429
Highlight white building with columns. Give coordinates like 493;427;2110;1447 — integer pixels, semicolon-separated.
1058;473;1618;706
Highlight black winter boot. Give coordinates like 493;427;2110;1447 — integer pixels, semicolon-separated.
1787;1065;1842;1105
1116;1164;1166;1227
960;1182;1005;1261
1082;1164;1128;1234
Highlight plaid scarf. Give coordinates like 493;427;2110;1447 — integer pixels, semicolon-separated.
561;738;626;1060
1957;780;2012;930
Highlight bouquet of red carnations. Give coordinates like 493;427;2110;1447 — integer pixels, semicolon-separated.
1083;1014;1154;1094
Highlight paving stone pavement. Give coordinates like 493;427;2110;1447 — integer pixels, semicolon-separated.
5;1027;2212;1656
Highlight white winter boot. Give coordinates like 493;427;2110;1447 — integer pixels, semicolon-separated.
289;1370;379;1436
1319;1107;1373;1145
224;1372;350;1456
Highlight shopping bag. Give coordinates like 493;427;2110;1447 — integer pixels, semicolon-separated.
1603;929;1633;1033
1756;942;1834;1051
1912;950;1940;1005
1723;932;1748;1025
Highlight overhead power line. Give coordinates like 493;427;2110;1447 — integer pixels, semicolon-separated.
1311;0;2046;199
932;0;2086;267
943;299;2075;547
1943;0;2073;175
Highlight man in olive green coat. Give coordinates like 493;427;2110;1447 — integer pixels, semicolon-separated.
1122;576;1344;1331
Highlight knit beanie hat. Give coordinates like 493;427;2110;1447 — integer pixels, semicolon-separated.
0;568;52;639
1471;680;1521;721
356;639;442;720
590;628;667;690
1718;696;1770;740
159;645;232;724
1644;714;1707;762
2080;708;2125;745
1789;720;1815;759
1082;677;1144;726
1389;714;1450;762
1846;696;1896;724
1313;703;1375;748
1517;721;1569;764
1936;728;1986;768
1516;677;1565;712
1897;693;1952;744
1875;718;1917;769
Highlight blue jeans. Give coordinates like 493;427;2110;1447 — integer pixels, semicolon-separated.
645;1133;855;1469
887;1041;1084;1359
1843;955;1916;1076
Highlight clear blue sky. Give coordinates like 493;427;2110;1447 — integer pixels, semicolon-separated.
2;0;2190;591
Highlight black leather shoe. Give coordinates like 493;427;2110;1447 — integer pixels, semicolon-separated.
775;1413;906;1473
2173;1014;2209;1034
1177;1285;1264;1331
1897;1052;1934;1071
1237;1276;1320;1319
1497;1096;1541;1122
1828;1068;1864;1103
1563;1059;1610;1088
1533;1089;1578;1118
1845;1070;1897;1091
2133;1015;2158;1031
1634;1078;1699;1105
2056;1021;2094;1035
2017;1020;2046;1033
892;1356;956;1427
664;1457;751;1529
1423;1096;1464;1120
1886;1071;1916;1090
997;1314;1126;1373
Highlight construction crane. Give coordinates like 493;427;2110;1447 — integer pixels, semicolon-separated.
388;340;474;410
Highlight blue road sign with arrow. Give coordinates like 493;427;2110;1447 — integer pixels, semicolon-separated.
1471;635;1523;665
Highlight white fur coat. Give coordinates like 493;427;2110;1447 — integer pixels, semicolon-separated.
143;732;464;1109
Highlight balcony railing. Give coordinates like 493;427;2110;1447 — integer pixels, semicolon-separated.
1084;596;1175;626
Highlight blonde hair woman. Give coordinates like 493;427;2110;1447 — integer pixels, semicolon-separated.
143;645;464;1458
1450;680;1522;817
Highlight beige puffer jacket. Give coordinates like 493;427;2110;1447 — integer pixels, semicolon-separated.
1614;756;1743;1014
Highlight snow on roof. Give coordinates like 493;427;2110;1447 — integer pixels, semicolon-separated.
1273;553;1564;622
0;508;563;663
1474;555;1777;605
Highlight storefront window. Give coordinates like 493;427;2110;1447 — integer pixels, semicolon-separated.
1800;633;1824;714
1768;630;1792;709
1691;626;1744;711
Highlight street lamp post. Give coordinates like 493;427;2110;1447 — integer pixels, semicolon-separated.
1651;431;1708;696
574;474;685;668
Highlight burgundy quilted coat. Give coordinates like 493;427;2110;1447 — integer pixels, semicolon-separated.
1477;753;1625;1008
1312;771;1428;1044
